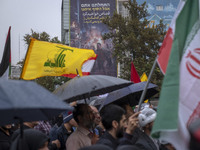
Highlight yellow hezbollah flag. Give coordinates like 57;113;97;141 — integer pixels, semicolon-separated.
140;72;148;82
21;38;97;80
140;72;148;103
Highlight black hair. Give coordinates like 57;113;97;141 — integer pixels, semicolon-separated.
100;104;125;131
73;104;89;124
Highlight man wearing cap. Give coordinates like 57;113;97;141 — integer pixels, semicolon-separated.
56;111;77;150
136;107;159;150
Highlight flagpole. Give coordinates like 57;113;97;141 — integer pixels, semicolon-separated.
137;56;158;112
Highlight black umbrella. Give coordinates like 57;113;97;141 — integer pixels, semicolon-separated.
89;94;107;109
0;79;73;126
101;82;158;108
53;75;132;103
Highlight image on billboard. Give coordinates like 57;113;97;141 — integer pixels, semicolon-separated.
70;0;117;76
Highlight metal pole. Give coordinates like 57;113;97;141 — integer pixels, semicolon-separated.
137;56;158;112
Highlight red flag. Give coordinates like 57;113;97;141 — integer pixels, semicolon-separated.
0;26;11;77
131;62;141;83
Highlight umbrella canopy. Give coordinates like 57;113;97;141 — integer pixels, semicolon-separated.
89;94;107;109
53;75;132;103
0;79;73;126
89;97;106;109
102;82;158;108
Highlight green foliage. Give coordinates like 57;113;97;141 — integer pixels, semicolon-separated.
102;0;165;89
35;76;69;92
20;29;70;91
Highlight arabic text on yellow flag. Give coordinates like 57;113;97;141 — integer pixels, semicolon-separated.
140;72;148;82
21;38;97;80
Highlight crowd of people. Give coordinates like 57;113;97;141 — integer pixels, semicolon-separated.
0;101;176;150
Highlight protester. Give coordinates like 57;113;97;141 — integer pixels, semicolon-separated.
90;105;103;136
0;124;12;150
136;107;159;150
65;104;97;150
56;111;77;150
34;120;52;136
49;114;63;142
10;128;49;150
97;104;139;149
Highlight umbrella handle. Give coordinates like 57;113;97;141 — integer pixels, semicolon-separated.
14;116;24;138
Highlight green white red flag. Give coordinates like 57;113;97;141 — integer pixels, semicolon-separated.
157;1;185;74
152;1;200;150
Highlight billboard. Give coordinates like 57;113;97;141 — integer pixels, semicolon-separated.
70;0;117;76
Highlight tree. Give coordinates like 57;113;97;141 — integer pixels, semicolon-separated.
102;0;166;88
20;29;69;92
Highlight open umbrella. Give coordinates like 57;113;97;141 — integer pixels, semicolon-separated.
0;79;73;126
89;96;107;109
101;82;158;108
53;75;132;103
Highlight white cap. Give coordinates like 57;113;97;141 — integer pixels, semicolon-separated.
138;107;157;127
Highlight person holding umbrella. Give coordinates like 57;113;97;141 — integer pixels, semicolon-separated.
66;104;97;150
136;107;159;150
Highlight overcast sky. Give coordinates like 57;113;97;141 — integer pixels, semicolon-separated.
0;0;62;65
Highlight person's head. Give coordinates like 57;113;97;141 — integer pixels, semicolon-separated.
90;105;101;126
73;104;95;129
100;104;126;138
10;129;49;150
138;107;156;133
62;111;78;127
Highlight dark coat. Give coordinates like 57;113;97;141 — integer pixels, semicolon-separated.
97;131;135;149
134;129;158;150
97;131;118;149
0;128;11;150
56;124;74;150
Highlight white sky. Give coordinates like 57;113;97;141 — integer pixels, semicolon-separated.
0;0;62;65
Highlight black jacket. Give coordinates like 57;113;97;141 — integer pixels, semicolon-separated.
0;128;11;150
97;131;118;149
134;128;158;150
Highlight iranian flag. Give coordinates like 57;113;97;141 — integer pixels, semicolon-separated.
157;1;185;74
152;1;200;150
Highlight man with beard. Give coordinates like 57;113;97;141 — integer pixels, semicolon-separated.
97;104;139;149
90;105;103;136
66;104;97;150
